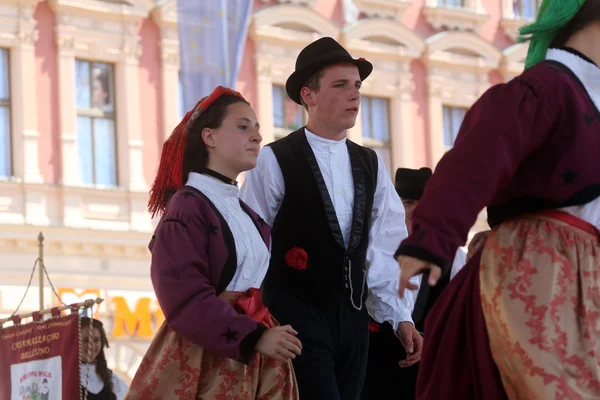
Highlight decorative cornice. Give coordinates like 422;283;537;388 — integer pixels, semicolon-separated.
260;0;317;7
0;224;150;260
48;0;150;21
500;17;529;42
17;29;39;47
161;45;180;67
0;0;41;48
353;0;412;21
501;42;527;79
423;3;488;33
150;0;177;27
50;0;148;62
0;181;153;234
250;4;340;46
342;18;425;61
424;31;502;72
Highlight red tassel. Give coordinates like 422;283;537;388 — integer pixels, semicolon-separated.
147;86;246;218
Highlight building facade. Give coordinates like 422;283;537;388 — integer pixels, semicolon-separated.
0;0;537;382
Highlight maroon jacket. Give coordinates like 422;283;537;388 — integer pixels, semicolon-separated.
396;60;600;270
149;186;271;365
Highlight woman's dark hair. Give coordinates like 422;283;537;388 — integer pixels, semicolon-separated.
80;317;116;400
181;94;249;185
551;0;600;47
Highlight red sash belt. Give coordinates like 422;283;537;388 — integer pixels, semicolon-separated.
536;209;599;237
234;288;274;328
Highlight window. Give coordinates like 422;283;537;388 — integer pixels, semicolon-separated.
513;0;538;19
75;60;117;187
361;96;392;174
0;49;11;178
438;0;464;7
443;106;467;147
272;85;305;138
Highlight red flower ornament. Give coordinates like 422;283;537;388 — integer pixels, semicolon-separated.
285;247;308;271
368;320;380;333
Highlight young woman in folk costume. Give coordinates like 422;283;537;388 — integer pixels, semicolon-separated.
80;317;129;400
395;0;600;399
125;86;301;400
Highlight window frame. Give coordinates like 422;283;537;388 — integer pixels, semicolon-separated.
361;96;393;174
272;84;307;140
512;0;539;19
0;48;13;179
442;105;468;149
75;59;118;187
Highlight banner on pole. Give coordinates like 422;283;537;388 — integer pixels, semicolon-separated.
0;313;80;400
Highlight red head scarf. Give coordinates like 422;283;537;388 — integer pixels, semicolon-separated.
147;86;246;218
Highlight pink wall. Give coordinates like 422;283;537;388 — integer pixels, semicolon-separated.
138;18;163;187
28;0;519;187
34;1;60;184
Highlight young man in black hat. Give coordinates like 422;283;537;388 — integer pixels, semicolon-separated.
240;37;422;400
361;167;466;400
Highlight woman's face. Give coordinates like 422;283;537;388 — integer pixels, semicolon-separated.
202;102;262;176
80;326;102;362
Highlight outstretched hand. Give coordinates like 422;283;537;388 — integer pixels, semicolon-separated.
396;255;442;298
396;321;423;368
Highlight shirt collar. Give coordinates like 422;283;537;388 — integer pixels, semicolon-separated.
185;172;239;198
304;128;347;155
546;48;600;110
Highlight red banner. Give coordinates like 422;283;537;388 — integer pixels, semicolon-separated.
0;313;80;400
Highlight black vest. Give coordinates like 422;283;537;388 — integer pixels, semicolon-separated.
264;129;378;310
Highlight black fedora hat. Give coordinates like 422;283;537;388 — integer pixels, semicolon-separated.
395;167;433;200
286;37;373;105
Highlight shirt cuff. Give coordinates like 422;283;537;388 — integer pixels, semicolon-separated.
391;311;414;332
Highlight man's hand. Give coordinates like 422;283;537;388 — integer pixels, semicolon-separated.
397;255;442;298
396;321;423;368
467;230;491;262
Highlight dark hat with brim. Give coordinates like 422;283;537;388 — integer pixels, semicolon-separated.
395;167;433;200
286;37;373;105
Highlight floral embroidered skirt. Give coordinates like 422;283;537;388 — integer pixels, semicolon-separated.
125;290;299;400
416;210;600;400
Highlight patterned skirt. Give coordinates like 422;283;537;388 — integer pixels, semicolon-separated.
125;289;299;400
416;210;600;400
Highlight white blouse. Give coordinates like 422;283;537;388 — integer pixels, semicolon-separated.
450;248;467;280
186;172;271;292
546;49;600;231
240;128;420;330
79;363;128;400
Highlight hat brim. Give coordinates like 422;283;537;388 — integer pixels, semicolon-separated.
285;57;373;105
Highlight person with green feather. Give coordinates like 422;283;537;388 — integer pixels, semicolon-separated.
393;0;600;398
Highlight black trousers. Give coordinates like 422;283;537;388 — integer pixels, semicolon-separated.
266;289;370;400
360;319;419;400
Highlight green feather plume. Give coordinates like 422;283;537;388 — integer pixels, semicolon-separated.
518;0;586;69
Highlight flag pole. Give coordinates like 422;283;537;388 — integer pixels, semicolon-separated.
38;232;44;310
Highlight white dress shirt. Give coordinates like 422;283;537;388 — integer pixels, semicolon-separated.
186;172;271;292
240;128;420;329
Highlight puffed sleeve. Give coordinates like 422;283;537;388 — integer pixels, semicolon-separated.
150;191;266;365
396;78;557;273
